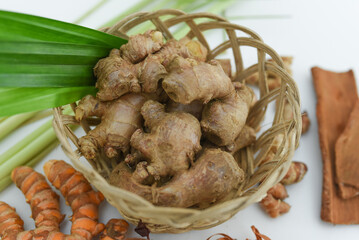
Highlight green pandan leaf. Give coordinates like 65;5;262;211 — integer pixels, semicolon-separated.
0;10;126;47
0;10;126;114
0;87;97;117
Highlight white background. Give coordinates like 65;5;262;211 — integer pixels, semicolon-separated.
1;0;359;239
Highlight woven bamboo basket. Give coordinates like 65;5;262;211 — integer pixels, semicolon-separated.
53;9;301;233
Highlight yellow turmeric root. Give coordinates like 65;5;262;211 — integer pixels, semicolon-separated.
125;100;202;183
0;161;105;240
43;160;105;239
75;94;147;160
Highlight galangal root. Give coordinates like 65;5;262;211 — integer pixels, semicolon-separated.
259;161;308;218
95;31;207;101
110;148;244;208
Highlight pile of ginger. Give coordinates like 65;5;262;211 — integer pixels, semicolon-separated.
74;30;282;209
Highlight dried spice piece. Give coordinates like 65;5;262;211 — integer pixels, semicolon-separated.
312;67;359;224
134;220;150;240
335;99;359;195
100;219;129;240
301;112;310;134
259;183;290;218
248;226;271;240
207;233;234;240
280;161;308;185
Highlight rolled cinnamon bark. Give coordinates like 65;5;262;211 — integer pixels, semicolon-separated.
312;67;359;224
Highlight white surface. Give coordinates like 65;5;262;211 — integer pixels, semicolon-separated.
1;0;359;239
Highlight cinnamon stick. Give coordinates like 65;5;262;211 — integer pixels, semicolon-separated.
312;67;359;224
335;99;359;195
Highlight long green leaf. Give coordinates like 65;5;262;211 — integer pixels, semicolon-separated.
0;10;126;47
0;42;110;65
0;87;97;117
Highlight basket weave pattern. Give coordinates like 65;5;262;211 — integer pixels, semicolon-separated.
53;10;301;233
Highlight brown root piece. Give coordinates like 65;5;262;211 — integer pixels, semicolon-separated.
312;67;359;223
201;83;253;146
226;125;256;154
281;161;308;185
166;100;203;120
249;226;271;240
120;30;163;64
100;219;129;240
95;34;207;101
335;99;359;193
246;56;293;91
259;183;290;218
75;94;147;160
111;148;244;208
162;56;234;104
125;100;202;183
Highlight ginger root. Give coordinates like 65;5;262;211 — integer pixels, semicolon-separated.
95;33;208;101
225;125;256;154
166;99;203;120
216;58;232;78
120;30;163;64
162;56;234;104
110;148;244;208
0;161;105;240
75;94;147;160
125;100;202;183
201;82;253;146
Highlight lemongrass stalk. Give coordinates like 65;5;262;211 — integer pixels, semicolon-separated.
0;140;59;192
101;0;154;27
0;112;38;140
0;127;58;180
0;117;7;123
0;120;52;165
73;0;110;24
